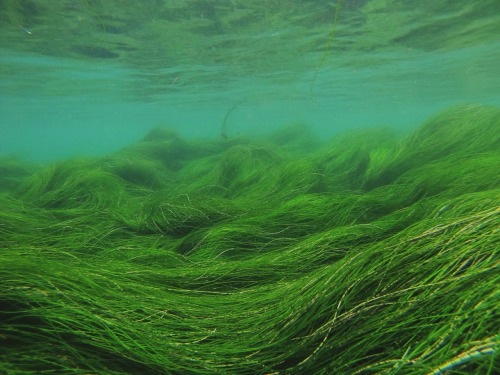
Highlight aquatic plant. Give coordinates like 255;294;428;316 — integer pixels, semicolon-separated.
1;104;498;374
0;156;37;192
363;104;500;190
310;0;344;94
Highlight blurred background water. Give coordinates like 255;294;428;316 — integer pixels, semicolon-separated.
1;0;499;163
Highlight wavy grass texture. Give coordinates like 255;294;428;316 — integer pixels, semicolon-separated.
1;104;499;374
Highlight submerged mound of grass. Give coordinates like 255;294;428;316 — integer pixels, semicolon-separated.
363;104;500;189
0;156;37;192
1;104;499;374
18;158;127;210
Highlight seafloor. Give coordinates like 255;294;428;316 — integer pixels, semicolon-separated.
0;104;498;374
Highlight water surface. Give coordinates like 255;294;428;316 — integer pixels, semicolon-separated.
1;0;499;161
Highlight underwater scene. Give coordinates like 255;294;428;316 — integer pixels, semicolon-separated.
0;0;499;374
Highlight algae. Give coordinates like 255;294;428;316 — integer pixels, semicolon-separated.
1;104;498;374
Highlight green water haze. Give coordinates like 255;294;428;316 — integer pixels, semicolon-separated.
1;0;500;161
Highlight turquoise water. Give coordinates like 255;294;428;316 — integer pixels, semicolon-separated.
1;0;499;162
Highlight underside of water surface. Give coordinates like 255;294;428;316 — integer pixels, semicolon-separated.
1;103;499;374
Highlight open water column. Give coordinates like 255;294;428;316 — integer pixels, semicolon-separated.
0;1;499;374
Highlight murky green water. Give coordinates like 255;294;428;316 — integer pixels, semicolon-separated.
1;0;499;161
